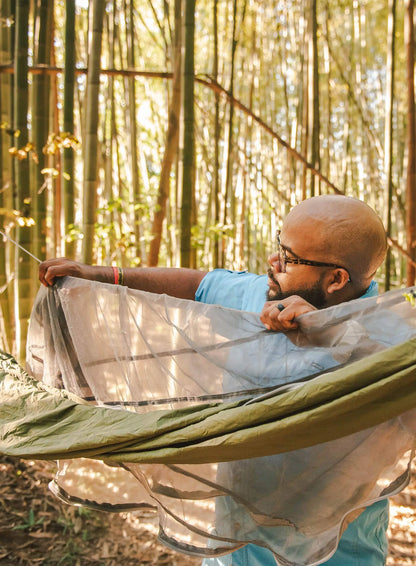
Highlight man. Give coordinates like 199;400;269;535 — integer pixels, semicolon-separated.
39;194;389;566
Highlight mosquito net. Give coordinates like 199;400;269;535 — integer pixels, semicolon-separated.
1;276;415;565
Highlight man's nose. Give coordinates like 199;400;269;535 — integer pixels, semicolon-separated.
268;252;281;270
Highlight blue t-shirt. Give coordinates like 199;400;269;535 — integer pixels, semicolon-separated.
196;269;379;312
196;269;388;566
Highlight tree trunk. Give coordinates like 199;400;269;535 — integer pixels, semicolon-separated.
31;0;53;266
405;0;416;286
103;1;116;263
180;0;195;268
307;0;320;196
300;5;308;200
82;0;105;264
63;0;76;259
13;0;32;361
50;33;61;256
384;0;396;290
125;0;141;265
0;0;14;353
323;3;332;183
212;0;220;268
223;0;238;251
148;0;182;267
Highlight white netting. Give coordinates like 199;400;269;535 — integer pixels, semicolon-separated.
26;277;416;565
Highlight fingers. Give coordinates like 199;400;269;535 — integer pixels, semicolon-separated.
260;300;298;331
38;258;83;287
260;296;317;332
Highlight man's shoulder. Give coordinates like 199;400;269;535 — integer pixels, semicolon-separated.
196;269;268;313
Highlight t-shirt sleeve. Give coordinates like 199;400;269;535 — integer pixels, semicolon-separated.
195;269;268;313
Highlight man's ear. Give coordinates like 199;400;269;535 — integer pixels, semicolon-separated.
326;268;350;294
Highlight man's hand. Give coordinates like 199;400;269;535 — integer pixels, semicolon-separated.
38;258;108;287
260;296;317;332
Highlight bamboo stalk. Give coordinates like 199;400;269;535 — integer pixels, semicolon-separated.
405;0;416;285
13;0;32;362
63;0;76;259
82;0;105;264
0;0;14;353
148;0;182;267
180;0;196;268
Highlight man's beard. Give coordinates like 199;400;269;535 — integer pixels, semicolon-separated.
266;268;327;309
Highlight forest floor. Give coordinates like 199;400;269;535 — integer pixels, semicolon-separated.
0;455;415;566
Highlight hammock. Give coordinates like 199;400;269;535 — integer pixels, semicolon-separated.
1;276;416;565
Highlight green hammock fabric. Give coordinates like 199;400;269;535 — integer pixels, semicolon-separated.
1;336;415;465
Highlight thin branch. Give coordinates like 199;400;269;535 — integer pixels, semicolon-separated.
0;63;173;78
388;237;416;269
199;75;344;195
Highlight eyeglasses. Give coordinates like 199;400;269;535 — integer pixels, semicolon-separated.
275;231;351;282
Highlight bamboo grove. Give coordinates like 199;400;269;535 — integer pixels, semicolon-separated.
0;0;416;360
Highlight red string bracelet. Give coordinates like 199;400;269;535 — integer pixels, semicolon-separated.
112;266;119;285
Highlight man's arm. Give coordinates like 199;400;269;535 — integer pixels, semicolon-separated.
38;258;207;300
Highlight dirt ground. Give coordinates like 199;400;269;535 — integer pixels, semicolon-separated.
0;455;414;565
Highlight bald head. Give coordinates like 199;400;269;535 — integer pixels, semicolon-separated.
283;195;387;289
